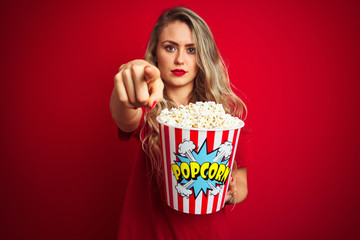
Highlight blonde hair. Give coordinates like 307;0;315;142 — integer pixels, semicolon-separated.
141;7;247;179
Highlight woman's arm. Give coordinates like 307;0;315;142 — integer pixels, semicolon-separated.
225;167;248;204
110;87;143;132
110;60;164;132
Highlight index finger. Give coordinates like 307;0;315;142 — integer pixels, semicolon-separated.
144;66;163;108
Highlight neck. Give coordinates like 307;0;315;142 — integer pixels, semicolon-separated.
165;84;194;107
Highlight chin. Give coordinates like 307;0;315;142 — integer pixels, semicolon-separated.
166;79;194;88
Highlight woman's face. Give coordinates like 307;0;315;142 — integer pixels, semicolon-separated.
155;20;198;91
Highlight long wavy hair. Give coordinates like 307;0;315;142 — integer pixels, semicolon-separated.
141;6;247;179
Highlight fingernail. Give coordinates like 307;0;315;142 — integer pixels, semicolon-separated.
150;101;157;110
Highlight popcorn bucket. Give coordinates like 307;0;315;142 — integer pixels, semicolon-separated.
157;116;244;214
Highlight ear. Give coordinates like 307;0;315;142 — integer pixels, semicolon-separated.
153;55;158;62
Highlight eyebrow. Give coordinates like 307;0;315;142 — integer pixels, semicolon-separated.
162;40;195;47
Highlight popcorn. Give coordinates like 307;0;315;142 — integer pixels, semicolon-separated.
158;101;243;129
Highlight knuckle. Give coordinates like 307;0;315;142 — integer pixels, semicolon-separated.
114;73;121;83
131;64;143;74
122;69;130;79
128;97;136;106
118;95;128;104
136;94;149;105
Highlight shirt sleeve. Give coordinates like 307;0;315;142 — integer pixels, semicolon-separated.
234;127;254;168
117;109;145;141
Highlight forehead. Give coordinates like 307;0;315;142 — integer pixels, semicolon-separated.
159;20;194;44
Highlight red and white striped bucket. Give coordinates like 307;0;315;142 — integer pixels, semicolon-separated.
157;117;244;214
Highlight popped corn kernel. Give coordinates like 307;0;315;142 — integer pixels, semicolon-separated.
157;101;243;129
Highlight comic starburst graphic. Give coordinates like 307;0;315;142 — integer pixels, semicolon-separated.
174;140;230;198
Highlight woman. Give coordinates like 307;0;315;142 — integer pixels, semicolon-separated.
110;6;252;239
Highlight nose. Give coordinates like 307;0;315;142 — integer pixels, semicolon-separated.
174;51;184;65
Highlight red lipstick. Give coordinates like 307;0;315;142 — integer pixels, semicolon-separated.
171;69;187;76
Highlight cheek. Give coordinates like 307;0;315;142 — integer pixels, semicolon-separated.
191;58;198;73
156;58;165;71
156;54;170;70
190;56;197;69
156;56;169;78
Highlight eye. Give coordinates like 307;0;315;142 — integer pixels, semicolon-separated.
187;47;196;54
165;45;176;52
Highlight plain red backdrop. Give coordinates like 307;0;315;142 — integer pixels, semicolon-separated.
1;0;359;239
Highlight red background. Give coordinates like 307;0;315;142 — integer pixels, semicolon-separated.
1;0;359;239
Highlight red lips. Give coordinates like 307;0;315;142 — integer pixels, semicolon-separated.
171;69;187;76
